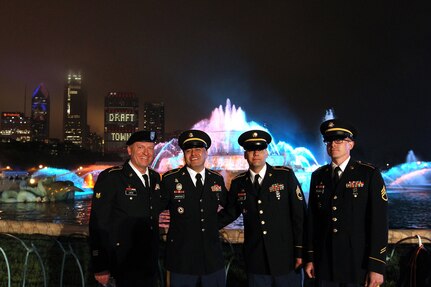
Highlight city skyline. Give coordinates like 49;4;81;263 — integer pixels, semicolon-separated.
1;2;430;164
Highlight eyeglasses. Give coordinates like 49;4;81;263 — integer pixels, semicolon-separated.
324;139;353;145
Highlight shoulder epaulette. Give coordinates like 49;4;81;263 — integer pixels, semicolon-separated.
149;168;161;178
163;168;182;178
107;166;123;173
315;165;328;172
273;166;293;171
149;168;159;175
232;172;248;180
356;161;376;169
207;169;223;177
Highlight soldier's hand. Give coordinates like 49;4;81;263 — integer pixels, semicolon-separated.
294;258;302;269
94;271;111;286
305;262;315;278
364;271;384;287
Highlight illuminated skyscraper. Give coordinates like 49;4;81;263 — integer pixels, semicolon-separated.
31;83;50;141
143;102;165;142
63;73;88;148
104;92;139;158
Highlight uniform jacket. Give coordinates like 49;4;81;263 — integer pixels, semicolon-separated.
306;159;388;284
89;161;162;278
160;166;228;275
219;164;306;276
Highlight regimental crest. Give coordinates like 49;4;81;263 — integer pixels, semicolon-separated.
95;193;101;199
176;183;183;191
155;183;160;190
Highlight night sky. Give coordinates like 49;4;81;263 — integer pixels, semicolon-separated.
0;1;430;166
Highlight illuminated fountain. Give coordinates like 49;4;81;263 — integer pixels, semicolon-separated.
152;99;320;190
2;101;430;204
382;150;431;190
0;165;112;202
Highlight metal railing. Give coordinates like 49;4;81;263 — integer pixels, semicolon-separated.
1;231;430;286
0;233;87;287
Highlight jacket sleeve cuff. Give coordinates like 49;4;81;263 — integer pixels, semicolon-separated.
368;256;386;275
305;250;314;263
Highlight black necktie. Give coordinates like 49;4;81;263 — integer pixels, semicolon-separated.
333;166;341;186
142;174;150;190
195;173;204;191
254;174;261;192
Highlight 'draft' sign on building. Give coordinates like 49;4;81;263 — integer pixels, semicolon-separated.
104;92;139;158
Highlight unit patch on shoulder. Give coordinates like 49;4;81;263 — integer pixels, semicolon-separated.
381;186;388;201
296;186;303;200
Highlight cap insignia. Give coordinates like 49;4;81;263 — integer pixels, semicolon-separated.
189;132;193;138
252;132;258;137
328;121;335;128
150;131;156;141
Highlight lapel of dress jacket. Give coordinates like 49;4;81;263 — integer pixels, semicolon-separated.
259;164;272;198
124;162;144;189
202;168;212;200
333;159;355;195
182;166;199;198
148;169;159;192
319;164;333;196
244;170;257;196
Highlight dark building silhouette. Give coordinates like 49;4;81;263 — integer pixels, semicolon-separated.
143;102;165;142
63;73;89;148
88;132;103;153
104;92;139;159
31;83;50;141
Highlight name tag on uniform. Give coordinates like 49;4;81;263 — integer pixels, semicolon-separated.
174;190;185;200
125;187;137;196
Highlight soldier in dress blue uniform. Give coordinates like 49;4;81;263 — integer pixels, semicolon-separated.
305;119;388;287
218;130;306;287
160;130;228;287
89;130;162;287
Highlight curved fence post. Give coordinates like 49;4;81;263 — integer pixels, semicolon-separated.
219;230;236;284
0;233;47;287
53;233;86;287
0;245;12;287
